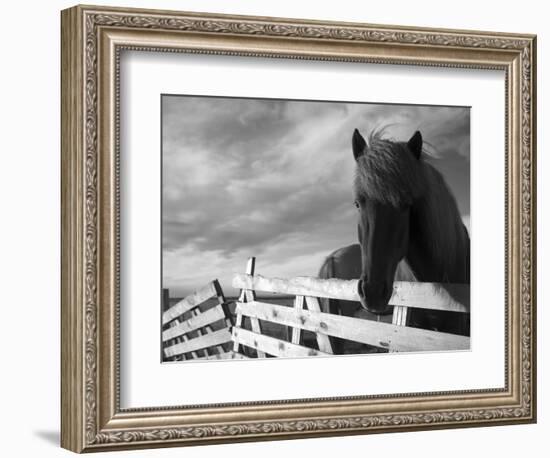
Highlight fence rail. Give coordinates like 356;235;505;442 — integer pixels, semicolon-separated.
231;262;470;356
163;281;222;325
164;328;233;358
163;258;470;361
232;273;469;313
162;280;234;361
235;300;469;353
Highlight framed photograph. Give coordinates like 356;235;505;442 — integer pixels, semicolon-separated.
61;4;537;453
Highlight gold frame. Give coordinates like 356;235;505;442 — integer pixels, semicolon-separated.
61;4;537;453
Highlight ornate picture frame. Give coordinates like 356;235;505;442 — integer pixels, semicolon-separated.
61;4;536;453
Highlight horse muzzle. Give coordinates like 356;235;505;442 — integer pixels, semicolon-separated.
357;277;392;314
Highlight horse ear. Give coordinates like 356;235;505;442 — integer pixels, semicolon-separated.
352;129;367;160
407;131;423;159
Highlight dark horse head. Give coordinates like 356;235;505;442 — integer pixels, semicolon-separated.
352;128;470;315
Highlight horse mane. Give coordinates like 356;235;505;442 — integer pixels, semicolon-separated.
353;128;429;208
354;128;469;282
413;164;469;281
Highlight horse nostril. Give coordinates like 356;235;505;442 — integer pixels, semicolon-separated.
358;276;370;299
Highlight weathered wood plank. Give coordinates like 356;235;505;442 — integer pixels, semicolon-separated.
232;327;330;358
162;305;226;342
162;281;218;325
291;296;305;345
239;259;266;358
163;324;195;360
243;291;265;357
190;308;221;357
195;351;248;361
171;317;195;360
392;305;409;326
232;311;243;354
391;306;409;353
164;328;233;358
236;301;470;352
207;280;230;354
232;274;469;313
391;282;469;313
304;296;334;354
181;333;198;359
201;323;225;355
248;313;265;358
238;257;256;302
233;273;357;301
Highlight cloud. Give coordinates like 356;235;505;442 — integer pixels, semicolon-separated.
162;96;470;297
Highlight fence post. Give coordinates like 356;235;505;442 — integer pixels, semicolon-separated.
291;296;305;345
390;306;409;353
233;257;266;358
304;296;333;354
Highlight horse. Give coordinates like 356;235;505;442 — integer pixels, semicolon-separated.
319;128;470;354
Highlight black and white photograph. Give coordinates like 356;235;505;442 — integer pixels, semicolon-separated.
160;95;471;362
0;0;541;453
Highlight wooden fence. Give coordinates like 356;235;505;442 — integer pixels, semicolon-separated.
163;258;470;361
161;280;246;362
231;262;470;356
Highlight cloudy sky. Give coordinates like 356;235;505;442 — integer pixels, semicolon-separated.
162;95;470;297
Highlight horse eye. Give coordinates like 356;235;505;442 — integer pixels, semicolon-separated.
354;200;360;209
